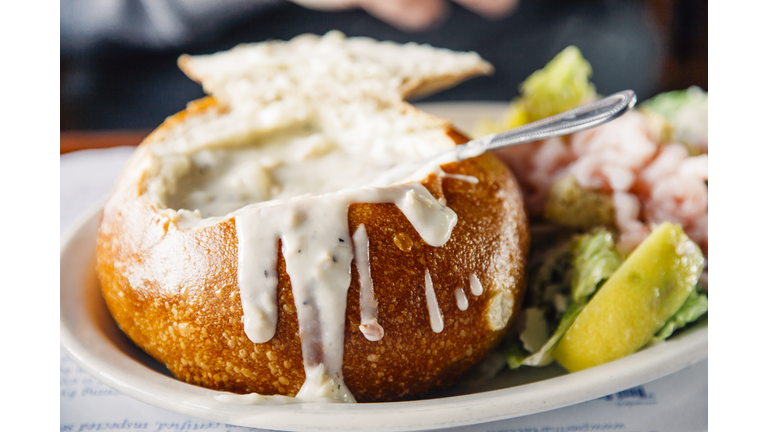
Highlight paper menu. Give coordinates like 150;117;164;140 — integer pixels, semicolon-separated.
60;147;707;432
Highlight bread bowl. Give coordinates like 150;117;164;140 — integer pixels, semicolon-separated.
96;32;529;403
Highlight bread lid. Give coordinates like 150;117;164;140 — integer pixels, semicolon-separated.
178;30;493;107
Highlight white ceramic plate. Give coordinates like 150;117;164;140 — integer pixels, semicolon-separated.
60;102;707;432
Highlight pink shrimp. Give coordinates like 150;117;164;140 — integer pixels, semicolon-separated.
495;110;708;256
641;152;708;254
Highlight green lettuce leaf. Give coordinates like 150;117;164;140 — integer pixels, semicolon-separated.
571;230;623;303
501;335;530;370
642;86;707;120
527;241;573;308
641;86;708;152
519;46;596;121
651;290;708;343
506;229;620;368
510;302;585;368
473;46;596;136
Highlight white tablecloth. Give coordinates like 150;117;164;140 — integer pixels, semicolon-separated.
60;147;707;432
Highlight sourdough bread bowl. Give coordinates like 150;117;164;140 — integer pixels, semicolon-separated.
96;32;529;403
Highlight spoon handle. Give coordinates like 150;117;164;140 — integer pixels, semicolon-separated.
457;90;637;160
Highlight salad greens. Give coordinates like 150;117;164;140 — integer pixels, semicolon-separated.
520;46;596;122
642;86;708;121
505;224;707;371
473;46;596;136
477;47;708;373
552;223;704;371
504;229;621;369
570;230;623;303
641;86;708;153
651;290;708;343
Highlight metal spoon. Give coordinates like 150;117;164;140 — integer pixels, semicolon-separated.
372;90;636;185
455;89;637;160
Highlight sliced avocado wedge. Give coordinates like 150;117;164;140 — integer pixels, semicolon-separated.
552;222;704;372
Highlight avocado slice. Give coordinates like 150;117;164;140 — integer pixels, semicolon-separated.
552;222;704;372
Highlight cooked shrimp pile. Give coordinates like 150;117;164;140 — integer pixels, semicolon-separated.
496;111;708;255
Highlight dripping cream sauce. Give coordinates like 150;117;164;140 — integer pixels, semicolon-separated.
232;174;487;403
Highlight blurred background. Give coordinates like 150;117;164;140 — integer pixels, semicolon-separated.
60;0;707;132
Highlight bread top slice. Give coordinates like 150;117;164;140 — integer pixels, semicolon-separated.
178;30;493;107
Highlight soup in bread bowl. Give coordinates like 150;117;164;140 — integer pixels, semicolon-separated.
96;31;529;403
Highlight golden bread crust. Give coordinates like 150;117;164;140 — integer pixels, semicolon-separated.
96;98;529;402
